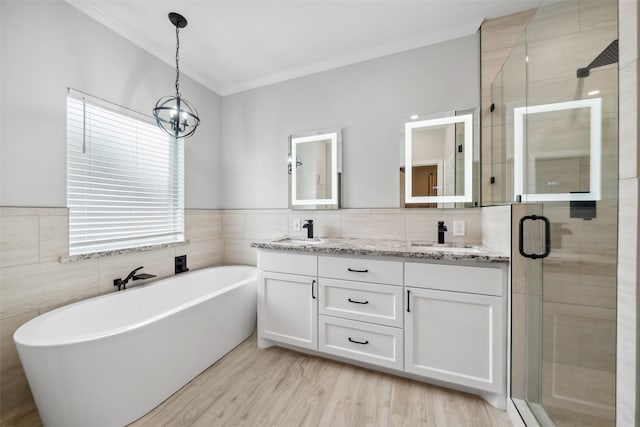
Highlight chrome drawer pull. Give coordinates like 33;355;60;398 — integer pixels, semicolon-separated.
348;298;369;305
348;337;369;345
347;267;369;273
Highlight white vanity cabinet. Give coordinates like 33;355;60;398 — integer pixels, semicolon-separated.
258;251;318;350
404;262;505;394
255;246;508;408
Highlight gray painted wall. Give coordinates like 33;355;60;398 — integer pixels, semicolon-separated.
221;34;480;209
0;1;222;209
1;1;480;210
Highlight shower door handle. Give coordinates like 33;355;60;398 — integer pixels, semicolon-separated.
519;215;551;259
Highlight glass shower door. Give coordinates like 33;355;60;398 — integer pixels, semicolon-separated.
513;200;617;427
509;0;618;426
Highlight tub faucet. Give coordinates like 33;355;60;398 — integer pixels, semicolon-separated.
302;219;314;239
114;266;157;291
438;221;448;244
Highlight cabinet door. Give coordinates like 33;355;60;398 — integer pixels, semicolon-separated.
405;287;503;393
259;271;318;350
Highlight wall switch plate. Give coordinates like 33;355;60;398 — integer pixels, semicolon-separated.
453;220;465;236
293;218;301;232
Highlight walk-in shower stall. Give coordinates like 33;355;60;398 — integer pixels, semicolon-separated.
489;0;618;425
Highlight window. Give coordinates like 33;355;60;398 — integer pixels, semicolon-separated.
66;93;184;255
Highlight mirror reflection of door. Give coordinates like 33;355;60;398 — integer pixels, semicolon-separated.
295;139;333;201
401;112;473;207
400;166;438;208
413;165;438;197
412;125;451;198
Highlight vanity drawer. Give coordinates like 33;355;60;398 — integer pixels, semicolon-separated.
319;315;403;370
319;279;403;327
318;256;403;285
405;262;503;296
258;251;317;276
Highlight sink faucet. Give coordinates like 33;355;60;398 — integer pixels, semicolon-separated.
113;266;157;291
437;221;448;244
302;219;314;239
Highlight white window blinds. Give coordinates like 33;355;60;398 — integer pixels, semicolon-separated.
67;94;184;256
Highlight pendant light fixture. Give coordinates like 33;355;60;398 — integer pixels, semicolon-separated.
153;12;200;139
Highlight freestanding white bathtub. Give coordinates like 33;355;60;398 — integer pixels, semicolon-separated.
14;265;257;427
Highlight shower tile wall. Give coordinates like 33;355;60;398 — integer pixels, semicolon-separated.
480;205;512;255
480;10;535;206
0;208;223;424
485;2;619;206
617;0;640;425
484;1;622;425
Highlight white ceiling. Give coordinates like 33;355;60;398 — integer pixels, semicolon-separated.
67;0;540;96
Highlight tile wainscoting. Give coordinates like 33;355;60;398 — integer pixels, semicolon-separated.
222;208;486;267
0;206;494;424
0;207;223;424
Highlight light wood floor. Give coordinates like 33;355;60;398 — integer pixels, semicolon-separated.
132;334;511;427
7;334;513;426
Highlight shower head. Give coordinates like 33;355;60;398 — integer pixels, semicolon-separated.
577;39;618;78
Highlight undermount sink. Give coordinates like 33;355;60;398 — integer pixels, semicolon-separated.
411;242;483;254
276;237;325;245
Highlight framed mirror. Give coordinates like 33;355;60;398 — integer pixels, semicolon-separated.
401;110;477;207
289;129;341;209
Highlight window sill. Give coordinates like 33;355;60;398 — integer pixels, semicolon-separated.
59;240;190;263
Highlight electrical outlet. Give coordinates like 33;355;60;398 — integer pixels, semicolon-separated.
293;218;301;232
453;220;465;236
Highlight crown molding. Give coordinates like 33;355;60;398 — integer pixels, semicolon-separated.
65;0;223;95
66;0;481;97
218;21;479;96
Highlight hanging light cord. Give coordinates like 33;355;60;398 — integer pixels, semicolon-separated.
175;25;181;97
152;12;200;139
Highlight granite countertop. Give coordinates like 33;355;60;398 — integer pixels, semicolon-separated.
251;237;510;264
